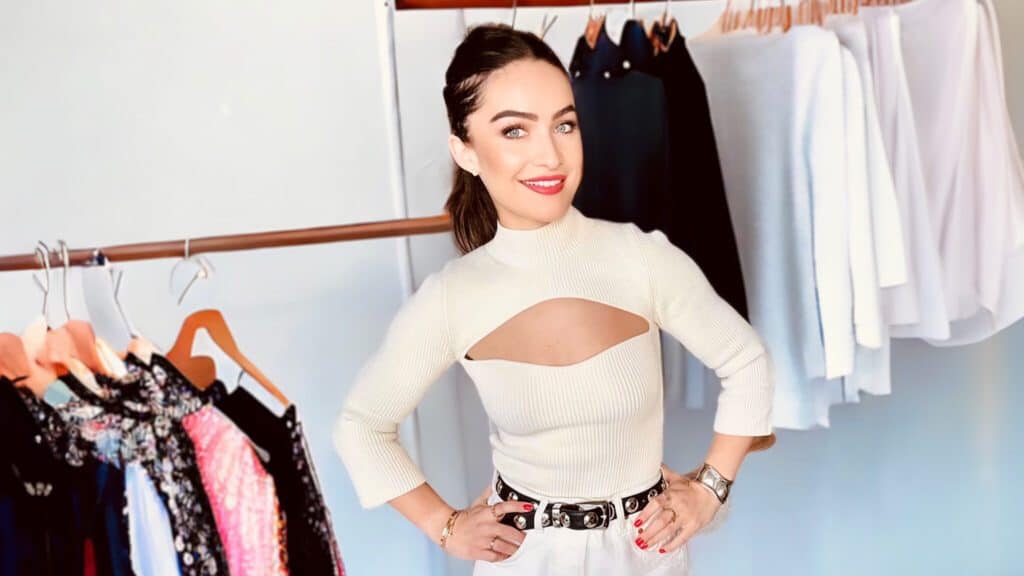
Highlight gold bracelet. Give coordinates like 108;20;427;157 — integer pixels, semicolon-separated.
439;509;462;549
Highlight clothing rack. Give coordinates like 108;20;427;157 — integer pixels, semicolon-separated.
0;213;452;272
397;0;709;10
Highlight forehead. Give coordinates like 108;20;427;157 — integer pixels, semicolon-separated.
475;58;574;117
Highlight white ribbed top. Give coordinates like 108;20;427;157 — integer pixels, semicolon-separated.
334;205;775;509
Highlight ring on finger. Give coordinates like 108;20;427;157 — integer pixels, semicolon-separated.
489;536;498;551
665;507;678;524
491;504;501;519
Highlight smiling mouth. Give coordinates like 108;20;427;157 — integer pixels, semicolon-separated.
520;176;566;195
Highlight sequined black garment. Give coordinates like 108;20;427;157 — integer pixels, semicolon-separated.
215;384;346;575
58;357;230;575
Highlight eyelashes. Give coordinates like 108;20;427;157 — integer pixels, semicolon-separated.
502;120;579;139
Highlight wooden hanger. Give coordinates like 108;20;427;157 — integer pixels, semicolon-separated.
54;320;105;374
40;327;107;397
0;332;59;399
0;333;30;382
166;309;289;406
585;11;605;49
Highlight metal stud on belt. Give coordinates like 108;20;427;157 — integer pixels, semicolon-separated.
625;496;639;513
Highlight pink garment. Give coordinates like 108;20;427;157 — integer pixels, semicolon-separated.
183;406;289;576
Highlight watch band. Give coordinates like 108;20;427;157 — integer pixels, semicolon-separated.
695;462;732;504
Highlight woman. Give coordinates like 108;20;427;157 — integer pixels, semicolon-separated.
334;24;775;575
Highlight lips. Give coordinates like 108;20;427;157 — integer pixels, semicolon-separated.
520;175;566;195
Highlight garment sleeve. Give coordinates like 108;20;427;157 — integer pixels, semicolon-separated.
332;270;457;509
633;225;775;436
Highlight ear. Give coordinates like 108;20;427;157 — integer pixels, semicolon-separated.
448;133;479;177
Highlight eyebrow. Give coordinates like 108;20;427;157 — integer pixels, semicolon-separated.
490;104;576;123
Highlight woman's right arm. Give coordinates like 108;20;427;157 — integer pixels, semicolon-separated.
332;269;528;559
333;271;455;510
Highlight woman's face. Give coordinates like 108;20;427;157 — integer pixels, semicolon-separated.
449;58;583;230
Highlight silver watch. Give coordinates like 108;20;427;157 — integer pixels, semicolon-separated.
694;463;732;504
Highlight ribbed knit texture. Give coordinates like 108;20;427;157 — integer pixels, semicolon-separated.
334;205;774;509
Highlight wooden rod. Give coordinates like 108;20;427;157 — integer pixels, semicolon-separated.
397;0;694;10
0;213;453;272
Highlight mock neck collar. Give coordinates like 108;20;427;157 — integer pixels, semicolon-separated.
484;205;587;268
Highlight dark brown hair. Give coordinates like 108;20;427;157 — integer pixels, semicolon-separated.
442;23;569;255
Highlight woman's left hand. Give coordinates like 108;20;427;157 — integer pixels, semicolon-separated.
630;464;721;554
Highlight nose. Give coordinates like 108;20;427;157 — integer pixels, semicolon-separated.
534;130;562;170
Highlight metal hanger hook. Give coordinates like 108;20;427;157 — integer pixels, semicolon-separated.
511;0;517;29
57;239;72;321
169;238;215;306
33;241;52;319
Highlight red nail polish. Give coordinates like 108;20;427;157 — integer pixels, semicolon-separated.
641;543;649;550
659;548;666;554
633;519;642;527
523;503;534;511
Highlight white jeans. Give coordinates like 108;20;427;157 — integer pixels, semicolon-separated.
473;470;731;576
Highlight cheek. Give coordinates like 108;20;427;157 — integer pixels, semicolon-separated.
562;136;584;169
560;136;584;183
478;141;530;178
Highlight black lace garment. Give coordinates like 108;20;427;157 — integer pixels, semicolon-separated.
213;382;346;575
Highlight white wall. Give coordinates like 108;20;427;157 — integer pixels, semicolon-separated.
1;1;1020;575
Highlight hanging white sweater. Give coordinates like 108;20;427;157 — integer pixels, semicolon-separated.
827;16;903;405
333;205;774;508
861;7;951;339
691;27;852;428
925;0;1024;346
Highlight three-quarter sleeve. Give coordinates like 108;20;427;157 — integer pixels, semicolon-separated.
633;225;775;436
333;270;457;509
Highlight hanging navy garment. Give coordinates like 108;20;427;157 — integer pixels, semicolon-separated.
647;23;749;319
570;20;749;319
212;383;347;576
0;376;82;576
1;377;135;576
569;21;671;236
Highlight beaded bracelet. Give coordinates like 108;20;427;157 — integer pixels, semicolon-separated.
439;510;462;549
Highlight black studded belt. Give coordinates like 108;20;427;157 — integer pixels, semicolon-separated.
495;473;668;531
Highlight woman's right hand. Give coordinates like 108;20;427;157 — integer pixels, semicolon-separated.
442;488;533;562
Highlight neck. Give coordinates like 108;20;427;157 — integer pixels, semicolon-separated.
484;205;587;268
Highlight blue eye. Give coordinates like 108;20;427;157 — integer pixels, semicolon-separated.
556;120;578;134
503;125;526;139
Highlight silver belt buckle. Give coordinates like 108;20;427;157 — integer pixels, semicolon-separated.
575;500;611;529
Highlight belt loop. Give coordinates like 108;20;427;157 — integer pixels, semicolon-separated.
534;497;550;534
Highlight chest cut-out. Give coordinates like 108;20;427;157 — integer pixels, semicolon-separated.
462;298;651;368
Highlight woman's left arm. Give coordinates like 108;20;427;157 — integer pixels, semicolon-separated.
631;225;776;553
633;224;775;441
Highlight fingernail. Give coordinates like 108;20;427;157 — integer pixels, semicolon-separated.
637;528;643;534
641;543;649;550
523;503;533;511
633;519;642;527
659;548;666;554
634;538;642;547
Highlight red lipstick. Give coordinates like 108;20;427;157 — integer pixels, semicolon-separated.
520;175;566;195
